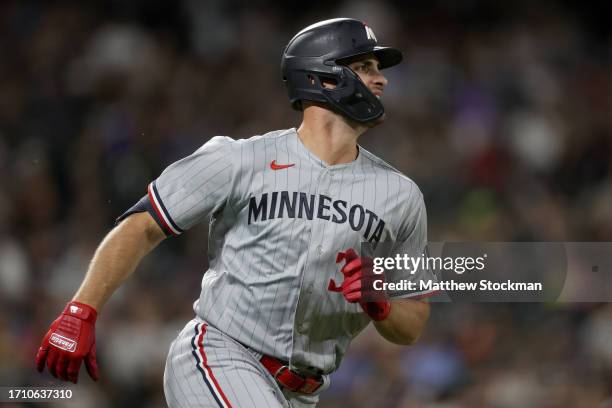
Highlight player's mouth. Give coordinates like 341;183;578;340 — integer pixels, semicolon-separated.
372;88;383;98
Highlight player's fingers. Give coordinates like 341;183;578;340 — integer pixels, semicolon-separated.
342;277;362;293
55;354;70;382
67;358;83;384
344;248;359;262
342;279;362;302
35;347;49;372
342;271;362;287
344;291;362;303
341;257;363;275
46;349;60;378
85;345;99;381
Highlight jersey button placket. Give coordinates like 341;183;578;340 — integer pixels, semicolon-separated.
304;170;327;306
293;169;326;339
314;170;331;259
319;169;331;196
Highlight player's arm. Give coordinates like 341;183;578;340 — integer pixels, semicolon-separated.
369;188;431;345
36;136;234;383
72;211;166;309
372;299;429;345
35;211;165;383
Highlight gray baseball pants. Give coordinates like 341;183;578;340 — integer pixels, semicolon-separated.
163;318;321;408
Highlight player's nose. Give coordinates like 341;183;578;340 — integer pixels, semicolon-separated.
371;71;387;96
374;71;388;87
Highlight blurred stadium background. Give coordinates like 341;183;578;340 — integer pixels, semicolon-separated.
1;0;611;406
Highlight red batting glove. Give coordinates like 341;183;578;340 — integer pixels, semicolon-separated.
35;301;99;383
328;248;391;321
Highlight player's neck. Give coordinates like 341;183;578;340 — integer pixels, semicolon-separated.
297;106;366;166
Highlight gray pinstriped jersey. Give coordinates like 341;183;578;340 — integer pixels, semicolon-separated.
148;128;433;374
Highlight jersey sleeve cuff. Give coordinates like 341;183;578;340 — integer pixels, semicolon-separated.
147;181;184;236
115;194;171;237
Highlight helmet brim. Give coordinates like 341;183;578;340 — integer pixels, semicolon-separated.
373;47;403;69
335;46;403;70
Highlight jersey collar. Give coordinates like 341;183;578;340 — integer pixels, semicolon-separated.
290;128;365;170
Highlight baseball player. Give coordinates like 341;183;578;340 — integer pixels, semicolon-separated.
35;18;435;407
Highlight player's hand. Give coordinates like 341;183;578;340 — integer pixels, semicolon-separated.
35;301;99;383
328;248;391;321
328;248;373;302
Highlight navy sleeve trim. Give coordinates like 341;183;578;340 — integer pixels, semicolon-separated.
115;194;173;237
147;181;184;235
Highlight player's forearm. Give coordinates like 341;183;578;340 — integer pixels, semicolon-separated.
72;212;165;310
373;299;430;345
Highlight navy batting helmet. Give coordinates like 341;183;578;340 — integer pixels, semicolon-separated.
281;18;402;124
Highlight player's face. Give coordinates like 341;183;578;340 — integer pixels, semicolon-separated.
346;56;388;99
342;55;388;127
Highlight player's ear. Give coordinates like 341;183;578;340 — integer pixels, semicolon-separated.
320;77;337;89
306;74;337;89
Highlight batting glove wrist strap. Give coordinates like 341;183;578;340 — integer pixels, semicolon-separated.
360;300;391;321
35;301;99;383
62;301;97;323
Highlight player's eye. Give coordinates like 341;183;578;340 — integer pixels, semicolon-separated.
355;63;369;73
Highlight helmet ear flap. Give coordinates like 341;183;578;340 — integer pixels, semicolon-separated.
290;66;384;122
284;67;333;110
320;66;384;123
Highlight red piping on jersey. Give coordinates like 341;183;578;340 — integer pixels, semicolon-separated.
198;324;233;408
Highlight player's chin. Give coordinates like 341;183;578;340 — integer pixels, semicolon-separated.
366;113;386;128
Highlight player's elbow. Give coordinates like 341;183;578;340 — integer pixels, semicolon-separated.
384;300;430;345
399;324;426;346
379;325;424;346
395;321;428;346
408;301;430;343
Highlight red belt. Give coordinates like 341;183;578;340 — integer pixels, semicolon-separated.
259;355;323;395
